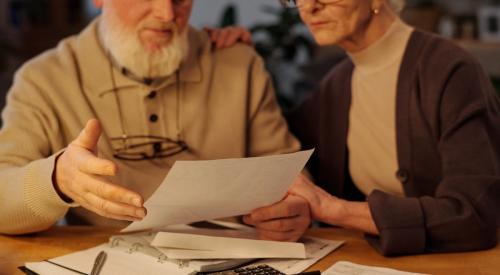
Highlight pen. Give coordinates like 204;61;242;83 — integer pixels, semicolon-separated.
90;251;107;275
43;260;86;275
293;271;321;275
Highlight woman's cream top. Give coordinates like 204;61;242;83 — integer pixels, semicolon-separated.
347;19;413;196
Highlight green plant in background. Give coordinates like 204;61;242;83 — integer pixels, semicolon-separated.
218;4;238;27
250;7;313;64
248;6;315;109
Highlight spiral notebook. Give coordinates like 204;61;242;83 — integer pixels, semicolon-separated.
24;231;255;275
25;222;344;275
107;231;256;272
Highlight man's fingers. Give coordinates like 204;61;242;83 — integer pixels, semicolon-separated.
80;173;143;207
73;119;102;152
65;176;145;221
82;191;146;220
78;195;143;222
252;216;299;232
243;215;298;241
257;229;301;242
251;195;305;222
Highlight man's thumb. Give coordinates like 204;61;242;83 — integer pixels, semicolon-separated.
74;119;102;152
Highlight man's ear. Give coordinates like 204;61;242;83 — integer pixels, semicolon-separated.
93;0;103;8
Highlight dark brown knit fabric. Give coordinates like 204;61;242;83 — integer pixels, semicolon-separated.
287;30;500;256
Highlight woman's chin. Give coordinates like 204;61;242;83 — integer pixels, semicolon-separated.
313;32;342;46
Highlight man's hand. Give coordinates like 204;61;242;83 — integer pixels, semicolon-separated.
54;119;146;221
243;194;311;242
204;26;252;48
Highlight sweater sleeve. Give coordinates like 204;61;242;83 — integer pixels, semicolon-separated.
246;55;301;156
366;57;500;256
0;68;72;235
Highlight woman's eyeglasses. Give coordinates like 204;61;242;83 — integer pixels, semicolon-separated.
108;54;189;161
279;0;342;9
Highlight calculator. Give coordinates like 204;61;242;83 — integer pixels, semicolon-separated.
203;264;285;275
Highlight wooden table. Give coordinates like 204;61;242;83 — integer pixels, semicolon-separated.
1;227;499;275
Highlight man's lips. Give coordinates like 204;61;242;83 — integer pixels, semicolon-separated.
144;28;174;37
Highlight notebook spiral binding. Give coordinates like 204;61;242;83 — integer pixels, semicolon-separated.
108;234;191;269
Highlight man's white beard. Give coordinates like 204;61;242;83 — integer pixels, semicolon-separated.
99;16;189;79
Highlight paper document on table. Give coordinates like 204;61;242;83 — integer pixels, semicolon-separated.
258;236;344;274
324;261;429;275
151;232;306;259
123;150;314;232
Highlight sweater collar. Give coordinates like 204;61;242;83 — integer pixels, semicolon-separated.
76;17;203;97
348;18;413;74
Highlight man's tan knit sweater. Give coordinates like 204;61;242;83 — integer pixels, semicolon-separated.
0;19;299;234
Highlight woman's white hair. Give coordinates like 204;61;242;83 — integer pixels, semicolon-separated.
387;0;405;13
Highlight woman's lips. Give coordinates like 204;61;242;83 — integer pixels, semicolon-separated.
310;21;331;28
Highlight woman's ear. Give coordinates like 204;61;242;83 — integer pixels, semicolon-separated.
371;0;384;12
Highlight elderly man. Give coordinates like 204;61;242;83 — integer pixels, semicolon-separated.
0;0;310;240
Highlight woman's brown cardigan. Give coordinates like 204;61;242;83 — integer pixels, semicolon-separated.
288;30;500;256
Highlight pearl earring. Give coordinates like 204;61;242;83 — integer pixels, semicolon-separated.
372;8;380;15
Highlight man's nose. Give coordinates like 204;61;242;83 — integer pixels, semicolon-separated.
152;0;176;22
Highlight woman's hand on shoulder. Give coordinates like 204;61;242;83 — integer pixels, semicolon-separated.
204;26;253;49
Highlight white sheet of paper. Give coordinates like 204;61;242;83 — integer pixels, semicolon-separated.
324;261;429;275
151;232;306;259
122;150;313;232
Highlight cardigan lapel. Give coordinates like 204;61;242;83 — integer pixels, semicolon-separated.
394;30;426;192
321;61;354;196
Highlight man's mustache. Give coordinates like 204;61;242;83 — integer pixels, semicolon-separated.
141;22;178;32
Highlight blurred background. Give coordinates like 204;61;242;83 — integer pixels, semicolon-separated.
0;0;500;118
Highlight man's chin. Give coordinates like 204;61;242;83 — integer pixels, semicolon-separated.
140;39;175;53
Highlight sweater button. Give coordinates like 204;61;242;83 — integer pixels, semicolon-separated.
147;91;157;99
149;114;158;122
153;142;162;152
396;169;410;183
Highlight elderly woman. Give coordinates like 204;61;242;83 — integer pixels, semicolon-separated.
214;0;500;256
